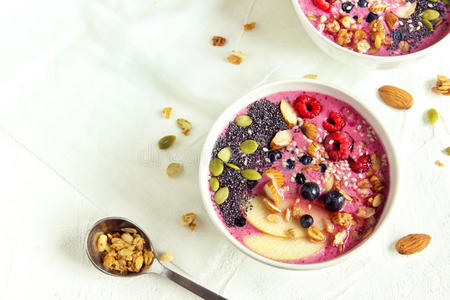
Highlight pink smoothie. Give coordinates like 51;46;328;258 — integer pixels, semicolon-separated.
209;90;389;264
298;0;449;56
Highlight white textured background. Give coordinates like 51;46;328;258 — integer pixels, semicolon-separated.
0;0;449;299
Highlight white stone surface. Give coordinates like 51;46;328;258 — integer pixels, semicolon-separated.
0;0;449;299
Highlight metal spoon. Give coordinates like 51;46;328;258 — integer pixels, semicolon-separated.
86;217;227;300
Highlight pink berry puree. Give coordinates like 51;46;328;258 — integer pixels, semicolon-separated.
297;0;449;56
208;90;389;264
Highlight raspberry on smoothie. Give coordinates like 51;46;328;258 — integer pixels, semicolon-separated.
298;0;450;56
207;91;390;264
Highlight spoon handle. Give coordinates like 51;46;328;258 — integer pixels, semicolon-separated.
161;267;227;300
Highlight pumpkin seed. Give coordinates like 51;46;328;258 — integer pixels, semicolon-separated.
240;139;258;154
421;9;440;20
427;108;439;124
158;135;176;149
443;0;450;5
217;147;232;162
209;177;219;191
226;163;240;170
444;147;450;156
241;169;261;180
435;19;444;28
422;18;433;31
176;118;192;130
214;187;229;205
209;158;224;176
234;115;252;127
166;163;183;177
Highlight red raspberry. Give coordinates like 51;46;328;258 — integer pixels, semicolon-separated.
324;132;353;161
349;155;372;173
294;95;323;119
323;112;346;133
313;0;331;12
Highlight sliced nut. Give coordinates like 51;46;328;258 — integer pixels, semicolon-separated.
370;193;384;207
306;226;325;242
162;107;172;119
385;12;398;31
280;100;298;127
243;22;256;31
270;130;293;150
323;176;335;193
324;219;335;233
331;212;354;229
291;205;302;218
307;142;320;157
284;208;291;222
369;4;388;12
371;154;381;170
358;179;372;189
356;206;376;219
285;228;297;239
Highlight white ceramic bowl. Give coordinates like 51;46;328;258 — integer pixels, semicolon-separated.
199;79;399;270
290;0;449;69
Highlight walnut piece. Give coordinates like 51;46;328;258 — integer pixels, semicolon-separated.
181;212;197;231
212;35;226;46
243;22;256;31
227;51;246;65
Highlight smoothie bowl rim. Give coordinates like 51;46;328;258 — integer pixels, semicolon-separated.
290;0;449;62
198;79;400;270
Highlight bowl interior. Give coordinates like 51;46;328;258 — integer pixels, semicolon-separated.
199;79;399;270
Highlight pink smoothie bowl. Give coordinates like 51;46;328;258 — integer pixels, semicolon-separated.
198;79;400;270
290;0;449;69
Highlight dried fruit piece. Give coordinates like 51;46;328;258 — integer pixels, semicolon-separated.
162;107;172;119
384;12;398;31
217;147;232;163
177;118;192;131
395;234;431;255
263;168;285;187
166;163;183;178
264;179;283;206
158;135;176;149
234;115;252;127
270;130;293;150
227;51;246;65
301;122;317;140
243;22;256;31
212;36;226;46
209;177;219;192
378;85;413;110
210;158;224;176
240;139;259;154
280;100;298;127
160;252;174;262
333;231;346;248
306;226;325;242
427;108;439;124
214;187;229;205
241;169;262;181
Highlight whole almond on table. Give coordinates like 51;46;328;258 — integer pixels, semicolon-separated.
378;85;414;109
395;234;431;255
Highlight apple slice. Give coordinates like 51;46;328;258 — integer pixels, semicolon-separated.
280;100;297;127
244;234;325;261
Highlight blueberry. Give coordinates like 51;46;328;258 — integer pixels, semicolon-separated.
234;217;246;227
353;15;359;21
392;31;404;42
323;190;345;211
366;12;379;23
300;214;314;228
247;180;258;190
319;163;327;173
295;172;306;185
285;158;295;170
268;150;282;162
299;154;313;165
357;0;368;8
300;182;320;200
341;2;354;13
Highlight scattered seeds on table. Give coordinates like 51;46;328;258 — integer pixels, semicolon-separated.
214;187;229;205
234;115;252;127
427;109;439;125
166;163;183;178
444;147;450;156
217;147;232;162
162;107;172;119
177;118;192;131
158;135;176;149
210;158;224;176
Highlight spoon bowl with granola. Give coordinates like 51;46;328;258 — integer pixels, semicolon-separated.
86;217;226;299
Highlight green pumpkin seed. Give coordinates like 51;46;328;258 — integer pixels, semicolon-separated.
209;177;220;192
422;18;434;31
234;115;252;127
421;9;440;21
241;169;261;180
240;139;258;154
226;163;240;170
443;0;450;5
210;158;224;176
435;19;444;28
427;108;439;124
158;135;176;149
177;118;192;130
444;147;450;156
427;0;439;2
217;147;232;162
214;187;229;205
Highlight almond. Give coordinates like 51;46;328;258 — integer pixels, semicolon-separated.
385;12;398;31
270;130;292;149
263;179;283;206
307;141;320;157
263;197;282;213
369;4;388;12
395;234;431;255
280;100;297;127
263;168;285;187
378;85;413;110
395;1;417;19
301;122;317;140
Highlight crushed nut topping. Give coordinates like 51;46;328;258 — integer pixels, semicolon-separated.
212;35;226;46
356;206;376;219
227;51;246;65
306;226;325;242
181;212;197;231
243;22;256;31
333;231;347;250
432;75;450;96
435;160;444;167
162;107;172;119
96;229;154;273
331;212;354;229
